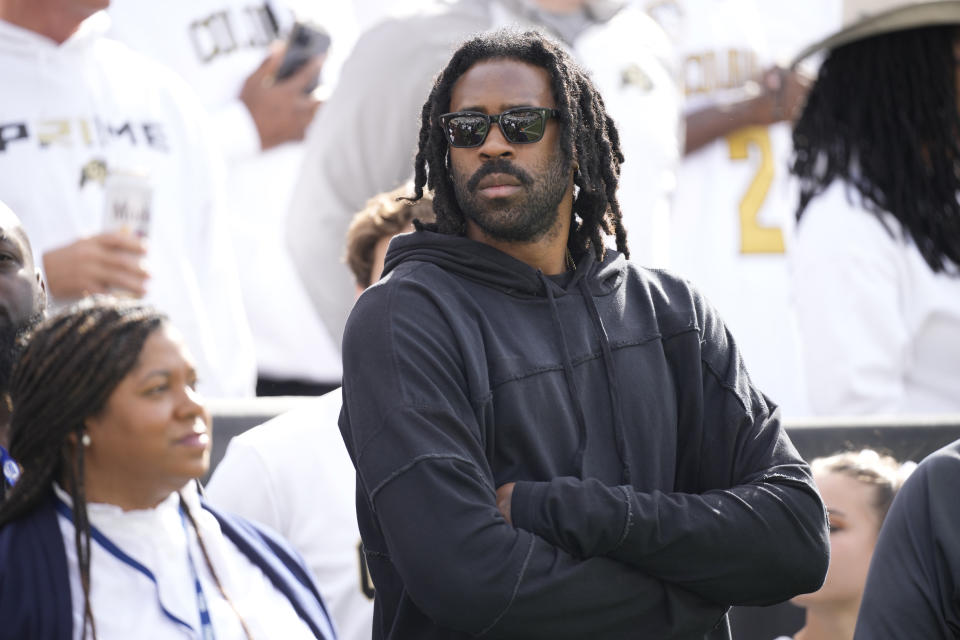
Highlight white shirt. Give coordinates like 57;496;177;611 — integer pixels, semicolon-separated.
107;1;342;384
489;0;683;266
553;3;681;267
206;389;373;640
645;0;841;416
791;180;960;415
54;484;318;639
0;13;256;397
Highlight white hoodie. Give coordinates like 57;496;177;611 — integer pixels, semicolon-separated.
106;1;342;385
0;12;256;397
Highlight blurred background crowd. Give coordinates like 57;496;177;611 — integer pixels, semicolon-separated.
1;0;957;417
1;0;959;639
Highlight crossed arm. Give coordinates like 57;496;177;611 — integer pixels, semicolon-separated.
498;463;826;605
494;359;827;606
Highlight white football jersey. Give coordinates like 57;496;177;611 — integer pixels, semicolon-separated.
490;2;683;267
646;0;840;417
108;1;344;385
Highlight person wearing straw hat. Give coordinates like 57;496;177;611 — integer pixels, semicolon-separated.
789;0;960;416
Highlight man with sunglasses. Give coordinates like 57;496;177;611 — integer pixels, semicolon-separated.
287;0;680;352
338;29;829;640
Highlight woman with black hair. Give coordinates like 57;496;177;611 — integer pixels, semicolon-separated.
790;0;960;415
0;297;336;640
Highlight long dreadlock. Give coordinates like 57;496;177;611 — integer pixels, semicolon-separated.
0;296;165;640
792;25;960;273
408;29;629;261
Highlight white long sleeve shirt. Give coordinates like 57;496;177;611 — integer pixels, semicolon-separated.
107;1;343;384
644;0;842;417
206;389;374;640
791;180;960;415
0;13;256;397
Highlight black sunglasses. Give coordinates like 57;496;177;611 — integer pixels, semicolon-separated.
439;107;560;148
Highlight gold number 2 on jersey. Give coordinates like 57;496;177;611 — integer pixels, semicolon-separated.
727;126;785;254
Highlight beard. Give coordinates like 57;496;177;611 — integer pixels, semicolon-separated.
452;153;570;243
0;310;43;399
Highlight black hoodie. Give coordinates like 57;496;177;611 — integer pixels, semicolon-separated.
339;231;829;640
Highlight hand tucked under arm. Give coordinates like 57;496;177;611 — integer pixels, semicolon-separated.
344;283;729;638
496;482;515;525
502;288;829;607
510;471;827;606
371;452;728;639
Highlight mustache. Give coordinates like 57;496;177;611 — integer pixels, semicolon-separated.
466;159;533;192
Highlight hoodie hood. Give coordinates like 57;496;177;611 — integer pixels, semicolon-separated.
382;229;634;484
382;230;626;298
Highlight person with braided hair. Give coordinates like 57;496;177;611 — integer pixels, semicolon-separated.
789;0;960;415
0;297;337;640
338;29;829;640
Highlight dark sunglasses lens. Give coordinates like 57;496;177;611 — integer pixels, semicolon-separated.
501;110;545;143
446;115;489;147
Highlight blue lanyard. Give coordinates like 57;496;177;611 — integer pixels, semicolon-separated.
0;445;19;487
54;497;217;639
180;506;216;640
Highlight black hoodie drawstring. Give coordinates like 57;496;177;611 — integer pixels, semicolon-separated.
578;278;633;486
541;273;590;475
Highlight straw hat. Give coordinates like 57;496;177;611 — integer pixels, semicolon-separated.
792;0;960;65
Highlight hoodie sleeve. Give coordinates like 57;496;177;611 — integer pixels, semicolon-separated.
854;442;960;639
341;276;728;638
509;292;830;606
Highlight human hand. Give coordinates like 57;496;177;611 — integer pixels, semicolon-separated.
751;66;812;125
240;43;324;150
42;231;149;298
496;482;515;525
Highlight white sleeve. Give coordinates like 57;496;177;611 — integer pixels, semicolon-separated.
124;60;256;398
176;79;257;397
210;99;262;162
205;437;285;533
790;186;909;415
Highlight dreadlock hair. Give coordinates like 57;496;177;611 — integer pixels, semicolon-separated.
0;296;166;640
407;29;629;261
792;25;960;273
